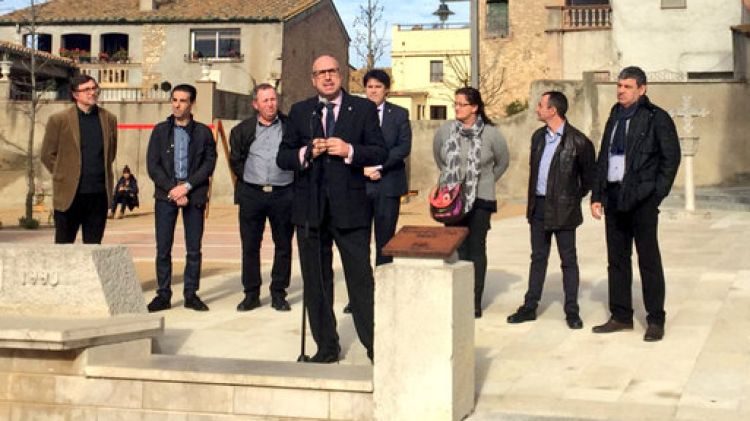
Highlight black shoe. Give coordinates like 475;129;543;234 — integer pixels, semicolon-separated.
271;297;291;312
644;324;664;342
507;306;536;324
236;296;261;312
343;303;352;314
309;349;340;364
592;317;633;333
184;294;209;311
475;308;482;318
147;296;171;312
566;314;584;329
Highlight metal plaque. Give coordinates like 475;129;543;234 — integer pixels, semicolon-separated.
382;225;469;260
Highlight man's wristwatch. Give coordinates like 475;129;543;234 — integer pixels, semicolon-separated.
184;182;192;191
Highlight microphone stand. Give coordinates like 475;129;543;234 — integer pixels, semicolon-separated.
298;101;338;364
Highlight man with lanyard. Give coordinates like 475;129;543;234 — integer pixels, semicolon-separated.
590;66;681;341
146;84;217;312
230;83;294;312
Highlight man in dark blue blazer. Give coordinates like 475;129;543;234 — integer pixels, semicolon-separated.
342;69;412;314
363;69;411;266
277;55;387;363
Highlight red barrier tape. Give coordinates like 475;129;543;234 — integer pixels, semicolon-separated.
117;123;215;130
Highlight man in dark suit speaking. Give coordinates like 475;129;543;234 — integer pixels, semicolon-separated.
277;55;387;363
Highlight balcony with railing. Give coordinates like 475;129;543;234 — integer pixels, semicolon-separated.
546;5;612;32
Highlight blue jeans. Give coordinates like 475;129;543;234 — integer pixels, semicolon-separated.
154;199;205;299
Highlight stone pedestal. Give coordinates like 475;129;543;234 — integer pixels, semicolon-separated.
0;244;147;316
680;136;699;212
373;258;475;421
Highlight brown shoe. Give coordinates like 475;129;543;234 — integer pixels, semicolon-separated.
644;324;664;342
592;317;633;333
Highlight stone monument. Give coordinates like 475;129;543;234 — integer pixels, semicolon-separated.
0;244;147;316
374;226;475;421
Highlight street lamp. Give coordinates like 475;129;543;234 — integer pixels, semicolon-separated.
433;0;479;89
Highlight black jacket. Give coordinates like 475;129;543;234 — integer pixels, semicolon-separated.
276;90;388;229
591;96;681;212
228;113;288;203
527;122;596;230
146;116;217;205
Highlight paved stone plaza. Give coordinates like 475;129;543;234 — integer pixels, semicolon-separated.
1;199;749;420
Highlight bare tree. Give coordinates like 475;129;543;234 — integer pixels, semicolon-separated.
352;0;388;70
14;0;51;228
442;53;505;114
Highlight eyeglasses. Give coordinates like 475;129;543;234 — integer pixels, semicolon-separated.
312;68;339;78
76;86;99;93
454;102;472;108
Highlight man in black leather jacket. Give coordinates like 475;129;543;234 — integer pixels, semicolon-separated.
507;91;595;330
590;66;681;342
146;84;217;313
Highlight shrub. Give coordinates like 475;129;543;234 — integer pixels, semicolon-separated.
505;99;528;116
19;216;40;230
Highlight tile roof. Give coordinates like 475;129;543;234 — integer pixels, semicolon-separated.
0;0;322;24
0;40;77;66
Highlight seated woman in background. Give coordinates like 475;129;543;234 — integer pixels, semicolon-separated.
110;165;139;219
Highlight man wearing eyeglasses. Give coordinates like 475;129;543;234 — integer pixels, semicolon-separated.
42;75;117;244
277;54;387;363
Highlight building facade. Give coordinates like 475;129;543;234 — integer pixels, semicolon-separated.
0;0;350;110
389;23;470;121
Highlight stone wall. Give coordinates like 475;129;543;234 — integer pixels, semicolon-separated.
281;0;350;113
479;0;551;117
406;77;750;205
0;339;373;420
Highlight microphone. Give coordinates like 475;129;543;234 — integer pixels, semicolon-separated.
307;100;328;164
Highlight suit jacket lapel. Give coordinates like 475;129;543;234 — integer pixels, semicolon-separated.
98;108;110;163
67;106;81;150
334;92;354;138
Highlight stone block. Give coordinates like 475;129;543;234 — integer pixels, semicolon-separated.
330;391;373;420
8;402;97;421
0;373;9;399
233;385;330;419
142;381;233;413
374;258;475;421
0;244;146;317
83;338;152;366
7;373;57;403
96;408;189;421
0;314;163;351
10;349;83;375
55;376;143;408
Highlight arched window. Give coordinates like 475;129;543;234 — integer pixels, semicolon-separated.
23;33;52;53
100;33;129;62
61;33;92;61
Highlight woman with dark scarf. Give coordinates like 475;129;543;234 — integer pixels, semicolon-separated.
433;87;510;318
109;165;139;219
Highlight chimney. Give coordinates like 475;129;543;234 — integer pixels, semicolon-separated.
139;0;156;11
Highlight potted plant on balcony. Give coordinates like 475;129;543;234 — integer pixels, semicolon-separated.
111;48;129;63
191;50;203;61
98;51;110;63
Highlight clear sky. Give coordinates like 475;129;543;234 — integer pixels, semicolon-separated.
0;0;470;67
